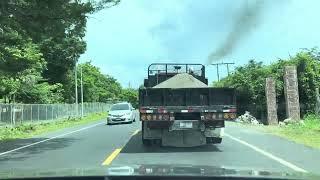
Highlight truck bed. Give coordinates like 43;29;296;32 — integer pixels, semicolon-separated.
139;87;236;107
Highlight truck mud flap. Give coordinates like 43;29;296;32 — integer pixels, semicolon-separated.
206;137;222;144
204;120;225;128
162;130;206;147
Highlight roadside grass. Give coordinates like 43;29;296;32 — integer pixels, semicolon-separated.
0;112;107;141
239;114;320;149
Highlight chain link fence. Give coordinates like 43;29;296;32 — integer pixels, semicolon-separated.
0;103;112;126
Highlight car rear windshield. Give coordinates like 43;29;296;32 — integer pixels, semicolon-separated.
111;104;129;110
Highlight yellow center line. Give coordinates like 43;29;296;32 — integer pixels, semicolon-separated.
101;129;140;166
101;148;122;166
132;129;140;136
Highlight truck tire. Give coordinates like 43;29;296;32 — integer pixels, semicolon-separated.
141;121;151;146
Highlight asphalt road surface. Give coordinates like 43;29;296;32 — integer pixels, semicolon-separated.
1;114;320;175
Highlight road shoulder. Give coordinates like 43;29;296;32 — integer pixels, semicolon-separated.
226;121;320;173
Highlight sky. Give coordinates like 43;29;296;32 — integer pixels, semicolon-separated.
80;0;320;88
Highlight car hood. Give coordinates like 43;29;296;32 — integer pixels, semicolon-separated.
109;110;130;116
0;164;316;179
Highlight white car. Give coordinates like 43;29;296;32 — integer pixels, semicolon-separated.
107;102;136;125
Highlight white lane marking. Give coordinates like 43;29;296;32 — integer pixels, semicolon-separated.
0;122;105;156
131;129;139;136
224;133;308;173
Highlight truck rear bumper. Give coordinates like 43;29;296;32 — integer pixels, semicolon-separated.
142;121;224;147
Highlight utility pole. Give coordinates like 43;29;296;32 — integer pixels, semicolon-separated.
211;62;235;81
80;66;84;118
74;64;78;117
216;64;220;82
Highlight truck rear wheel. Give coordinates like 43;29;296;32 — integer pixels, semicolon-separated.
142;121;151;146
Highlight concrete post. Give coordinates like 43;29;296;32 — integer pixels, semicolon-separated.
284;66;300;120
266;77;278;125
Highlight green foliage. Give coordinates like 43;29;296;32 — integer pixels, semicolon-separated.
214;60;270;119
16;83;64;104
0;112;107;141
120;88;138;108
78;62;121;102
0;0;120;104
214;48;320;119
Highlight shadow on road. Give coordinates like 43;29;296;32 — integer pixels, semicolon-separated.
0;137;77;162
121;132;222;153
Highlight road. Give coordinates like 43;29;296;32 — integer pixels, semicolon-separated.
1;115;320;175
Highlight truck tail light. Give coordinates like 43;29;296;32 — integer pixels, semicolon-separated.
229;108;237;113
158;108;167;113
163;114;170;121
141;114;146;121
141;113;173;121
169;114;175;121
229;113;237;119
152;114;157;120
224;113;229;119
205;113;212;120
202;113;227;120
223;108;237;113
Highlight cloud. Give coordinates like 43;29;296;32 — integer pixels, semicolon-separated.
81;0;320;87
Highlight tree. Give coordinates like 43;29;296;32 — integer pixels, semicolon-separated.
0;0;120;103
214;60;270;118
120;88;138;108
0;21;46;102
78;62;121;102
214;48;320;120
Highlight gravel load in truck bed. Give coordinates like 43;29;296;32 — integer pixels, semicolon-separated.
153;73;208;88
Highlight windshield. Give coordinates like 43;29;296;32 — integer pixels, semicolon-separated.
110;104;129;111
1;0;320;179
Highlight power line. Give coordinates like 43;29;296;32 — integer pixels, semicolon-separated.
211;62;235;81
